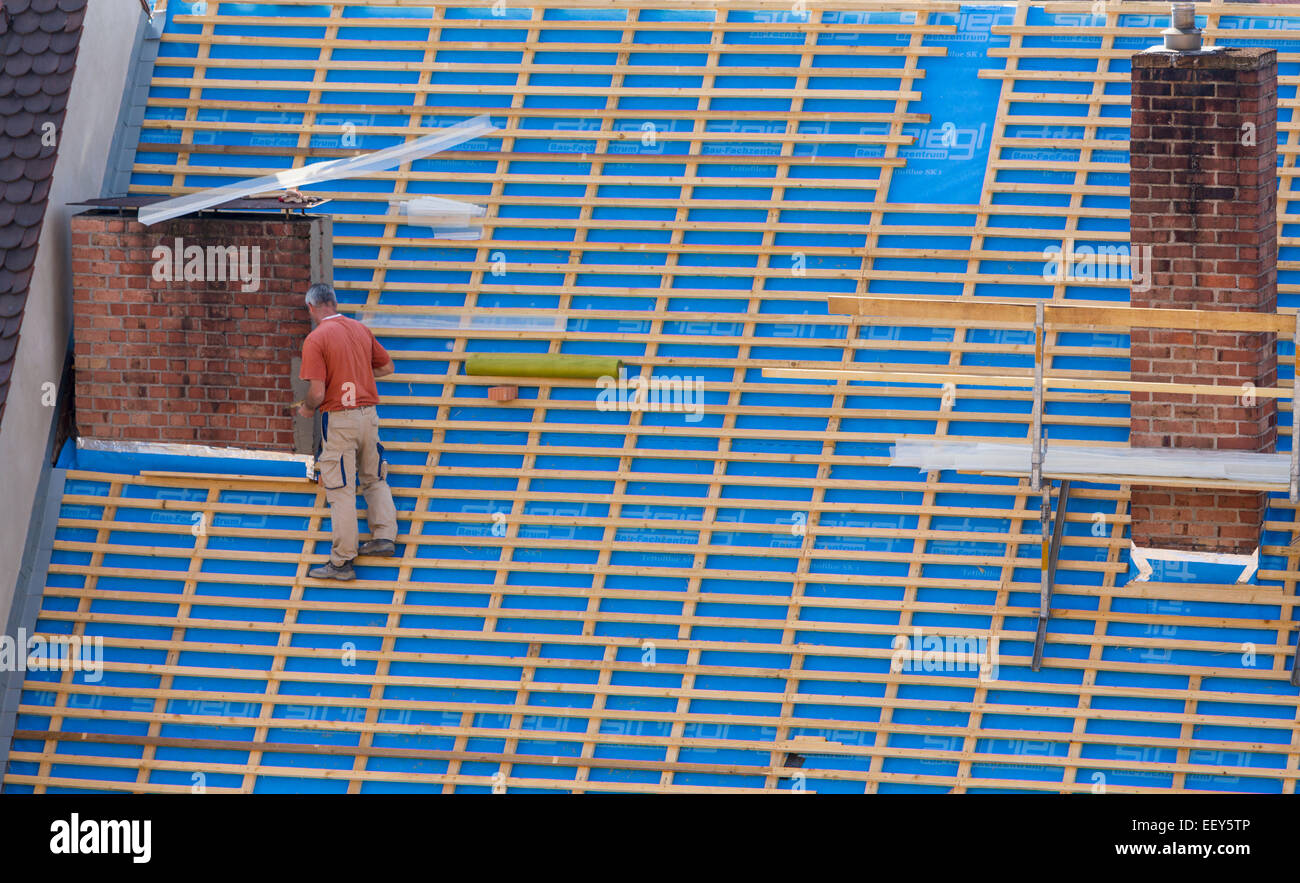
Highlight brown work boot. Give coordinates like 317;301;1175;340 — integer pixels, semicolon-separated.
358;539;396;558
308;560;356;580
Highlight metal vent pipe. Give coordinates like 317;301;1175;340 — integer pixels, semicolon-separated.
1163;2;1202;51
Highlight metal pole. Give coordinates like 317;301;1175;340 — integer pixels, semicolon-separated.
1037;483;1051;668
1032;302;1044;493
1291;311;1299;503
1032;301;1049;670
1034;480;1071;672
1290;313;1300;685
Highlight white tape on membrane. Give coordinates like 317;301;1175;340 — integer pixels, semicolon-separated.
1129;542;1259;584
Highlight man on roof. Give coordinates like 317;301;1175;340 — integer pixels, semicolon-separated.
298;282;399;580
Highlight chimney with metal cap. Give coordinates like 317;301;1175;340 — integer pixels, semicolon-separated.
1128;4;1279;554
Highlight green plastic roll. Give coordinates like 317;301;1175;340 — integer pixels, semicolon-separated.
465;353;623;379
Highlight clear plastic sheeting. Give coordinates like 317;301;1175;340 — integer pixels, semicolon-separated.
415;227;482;241
137;115;499;226
357;311;564;333
891;440;1291;487
394;195;487;240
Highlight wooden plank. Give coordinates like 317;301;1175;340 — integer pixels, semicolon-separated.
827;295;1297;336
764;366;1298;399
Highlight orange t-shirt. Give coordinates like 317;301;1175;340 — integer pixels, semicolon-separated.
300;315;391;412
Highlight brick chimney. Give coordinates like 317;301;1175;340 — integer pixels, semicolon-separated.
1128;44;1278;554
71;213;331;453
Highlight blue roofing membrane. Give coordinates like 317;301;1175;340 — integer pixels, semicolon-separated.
8;2;1300;793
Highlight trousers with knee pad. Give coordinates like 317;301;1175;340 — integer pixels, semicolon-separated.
317;405;397;566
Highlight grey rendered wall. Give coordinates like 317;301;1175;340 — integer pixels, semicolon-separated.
0;2;148;635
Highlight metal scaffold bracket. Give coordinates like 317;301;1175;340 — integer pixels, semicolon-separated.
1033;479;1071;672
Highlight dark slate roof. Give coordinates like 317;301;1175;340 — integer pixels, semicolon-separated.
0;0;88;430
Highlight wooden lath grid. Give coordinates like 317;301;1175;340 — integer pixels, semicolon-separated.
10;468;1300;793
8;1;1300;793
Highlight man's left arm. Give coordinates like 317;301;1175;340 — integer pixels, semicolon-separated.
298;336;327;419
298;379;326;419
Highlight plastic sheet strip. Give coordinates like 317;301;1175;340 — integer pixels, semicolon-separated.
77;437;314;478
891;440;1292;485
138;115;498;226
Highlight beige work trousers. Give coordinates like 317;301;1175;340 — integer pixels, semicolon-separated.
317;405;397;566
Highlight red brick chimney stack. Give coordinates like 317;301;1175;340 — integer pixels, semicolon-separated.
71;213;330;454
1128;44;1278;554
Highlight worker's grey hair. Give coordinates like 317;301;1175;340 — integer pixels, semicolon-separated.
305;282;337;308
